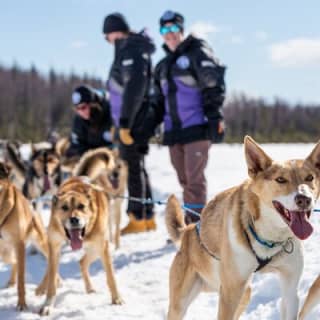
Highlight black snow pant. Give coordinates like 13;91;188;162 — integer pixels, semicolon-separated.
119;143;154;220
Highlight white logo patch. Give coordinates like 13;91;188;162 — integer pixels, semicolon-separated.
122;59;134;66
72;92;81;105
201;60;215;68
71;132;79;144
176;56;190;69
103;130;112;142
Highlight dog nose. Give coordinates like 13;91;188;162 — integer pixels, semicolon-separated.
70;217;80;226
112;171;119;179
295;193;311;210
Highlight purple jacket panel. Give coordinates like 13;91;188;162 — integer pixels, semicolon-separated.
108;81;122;127
161;78;206;131
175;79;206;128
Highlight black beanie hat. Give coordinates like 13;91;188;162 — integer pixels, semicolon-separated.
103;13;130;34
159;10;184;32
72;85;94;105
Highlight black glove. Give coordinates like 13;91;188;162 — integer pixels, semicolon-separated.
136;144;149;155
207;118;225;143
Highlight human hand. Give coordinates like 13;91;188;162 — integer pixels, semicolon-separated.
208;118;225;143
119;128;134;145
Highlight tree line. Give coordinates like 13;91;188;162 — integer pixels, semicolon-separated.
0;63;319;143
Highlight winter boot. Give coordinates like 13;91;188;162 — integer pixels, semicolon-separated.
120;213;147;235
145;216;157;231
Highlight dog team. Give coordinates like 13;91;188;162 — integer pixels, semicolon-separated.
2;135;320;318
1;8;320;320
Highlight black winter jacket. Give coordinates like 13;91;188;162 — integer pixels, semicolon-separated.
107;31;155;133
153;35;226;145
66;96;113;157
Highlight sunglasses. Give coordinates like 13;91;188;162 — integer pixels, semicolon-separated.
160;24;181;35
75;103;90;111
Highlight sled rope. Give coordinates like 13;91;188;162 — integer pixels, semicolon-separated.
31;193;204;217
111;194;203;217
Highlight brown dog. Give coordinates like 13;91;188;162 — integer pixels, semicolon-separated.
0;162;49;310
38;176;123;316
165;136;320;320
22;144;62;201
4;141;26;190
299;276;320;318
73;147;127;249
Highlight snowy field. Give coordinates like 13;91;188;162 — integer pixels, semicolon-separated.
1;142;320;319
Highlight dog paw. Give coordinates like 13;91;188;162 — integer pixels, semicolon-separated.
5;281;16;288
86;288;96;294
39;305;51;316
16;301;27;311
35;285;46;296
112;296;124;305
57;275;63;288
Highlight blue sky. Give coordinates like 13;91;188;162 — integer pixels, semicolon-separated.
2;0;320;104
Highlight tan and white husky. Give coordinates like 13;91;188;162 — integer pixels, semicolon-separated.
165;136;320;320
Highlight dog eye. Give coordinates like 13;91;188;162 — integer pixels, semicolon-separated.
275;177;287;184
61;204;69;211
305;174;314;182
77;204;85;210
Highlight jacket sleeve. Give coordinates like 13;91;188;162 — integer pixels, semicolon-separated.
119;49;150;128
101;98;113;130
150;63;166;126
65;117;89;157
191;43;226;119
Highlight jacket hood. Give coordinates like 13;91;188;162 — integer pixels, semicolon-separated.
116;30;156;55
162;34;205;56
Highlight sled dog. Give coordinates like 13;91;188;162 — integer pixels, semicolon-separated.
5;141;62;205
299;274;320;318
73;147;127;249
165;136;320;320
38;176;123;316
0;162;49;310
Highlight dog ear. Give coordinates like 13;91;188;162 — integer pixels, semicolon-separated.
30;142;36;155
0;162;11;179
244;136;273;178
306;140;320;171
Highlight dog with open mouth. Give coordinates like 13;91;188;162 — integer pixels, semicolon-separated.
73;147;127;249
0;161;49;311
38;176;123;316
165;136;320;320
5;141;62;211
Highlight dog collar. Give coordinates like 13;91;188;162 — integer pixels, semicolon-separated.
248;224;284;249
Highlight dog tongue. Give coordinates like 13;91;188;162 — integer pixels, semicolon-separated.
110;176;119;189
69;229;83;250
289;211;313;240
43;175;51;192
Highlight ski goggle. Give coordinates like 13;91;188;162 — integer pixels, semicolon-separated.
160;24;181;35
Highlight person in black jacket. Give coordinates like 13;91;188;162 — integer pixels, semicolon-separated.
102;13;156;234
153;10;226;224
65;85;113;157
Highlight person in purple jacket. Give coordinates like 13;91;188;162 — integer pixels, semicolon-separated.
153;10;226;224
102;13;156;234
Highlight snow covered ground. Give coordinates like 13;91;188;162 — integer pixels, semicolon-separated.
1;142;320;319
